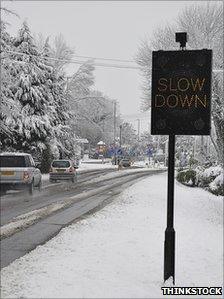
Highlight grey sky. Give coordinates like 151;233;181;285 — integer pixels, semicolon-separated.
3;0;208;122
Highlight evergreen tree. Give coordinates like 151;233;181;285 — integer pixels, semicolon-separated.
41;37;71;158
42;38;69;126
0;21;19;149
11;22;55;155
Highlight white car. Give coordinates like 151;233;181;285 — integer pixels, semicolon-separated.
0;152;42;195
49;160;78;183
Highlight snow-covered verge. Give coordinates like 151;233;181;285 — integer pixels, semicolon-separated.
209;172;224;195
0;203;65;239
1;173;223;298
176;165;224;196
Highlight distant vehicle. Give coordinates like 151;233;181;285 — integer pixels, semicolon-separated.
153;152;165;163
0;152;42;195
49;160;77;183
89;152;98;159
119;157;132;167
111;155;125;165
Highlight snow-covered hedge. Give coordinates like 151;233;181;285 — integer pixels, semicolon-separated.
197;165;223;187
209;173;224;196
176;165;223;196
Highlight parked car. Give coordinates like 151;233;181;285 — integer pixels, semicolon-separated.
119;157;132;167
49;160;77;183
0;152;42;195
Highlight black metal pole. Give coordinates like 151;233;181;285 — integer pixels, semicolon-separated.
164;134;176;284
119;125;122;147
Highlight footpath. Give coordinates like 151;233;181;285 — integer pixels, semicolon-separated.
1;172;223;298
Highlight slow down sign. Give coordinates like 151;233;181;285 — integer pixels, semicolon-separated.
151;49;212;135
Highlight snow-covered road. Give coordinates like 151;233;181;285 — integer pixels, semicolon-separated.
1;172;223;298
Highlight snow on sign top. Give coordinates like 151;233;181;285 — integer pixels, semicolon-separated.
151;49;212;136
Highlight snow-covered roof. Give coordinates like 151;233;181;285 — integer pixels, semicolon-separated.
0;152;31;156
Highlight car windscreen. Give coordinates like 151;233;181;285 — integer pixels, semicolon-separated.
0;156;26;167
52;161;70;168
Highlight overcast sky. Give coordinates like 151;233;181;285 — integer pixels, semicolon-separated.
3;0;208;122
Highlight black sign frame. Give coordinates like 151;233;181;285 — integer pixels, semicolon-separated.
151;49;212;135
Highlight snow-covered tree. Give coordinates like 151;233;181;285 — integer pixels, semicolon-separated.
67;60;95;97
42;38;69;126
119;122;137;146
34;33;93;158
39;37;71;159
10;21;56;154
0;16;20;149
50;33;74;74
70;90;115;146
211;72;224;165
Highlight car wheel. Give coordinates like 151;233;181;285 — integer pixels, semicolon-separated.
71;174;77;183
28;180;34;195
38;179;42;191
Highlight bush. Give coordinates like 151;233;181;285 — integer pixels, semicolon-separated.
209;173;224;196
198;165;222;187
176;169;197;187
176;165;224;196
189;156;199;168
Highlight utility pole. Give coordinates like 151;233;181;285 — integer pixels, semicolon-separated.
119;125;122;147
113;101;117;144
113;101;117;165
137;119;140;141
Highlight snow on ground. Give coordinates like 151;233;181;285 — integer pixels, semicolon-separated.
1;173;223;298
80;166;164;186
1;203;65;239
42;159;116;182
79;159;117;170
42;159;155;182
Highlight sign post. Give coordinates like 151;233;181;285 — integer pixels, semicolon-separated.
151;33;212;284
164;134;175;283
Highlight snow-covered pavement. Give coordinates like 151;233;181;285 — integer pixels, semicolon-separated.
1;173;223;298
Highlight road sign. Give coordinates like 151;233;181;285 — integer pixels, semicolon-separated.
117;148;123;155
147;148;153;157
151;49;212;135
